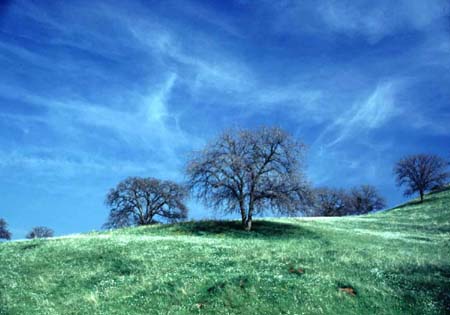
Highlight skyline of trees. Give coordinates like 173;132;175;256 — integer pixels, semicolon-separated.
312;185;386;217
2;127;449;237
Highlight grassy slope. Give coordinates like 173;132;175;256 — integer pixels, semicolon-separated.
1;189;449;315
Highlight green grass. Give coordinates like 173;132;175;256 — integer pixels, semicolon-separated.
1;188;449;315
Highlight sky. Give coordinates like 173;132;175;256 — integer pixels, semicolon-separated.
0;0;449;239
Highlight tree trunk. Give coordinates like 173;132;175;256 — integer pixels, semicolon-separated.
420;190;424;202
244;215;252;231
239;199;247;228
245;198;254;231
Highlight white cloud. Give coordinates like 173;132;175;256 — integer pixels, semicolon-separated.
125;20;255;94
0;72;199;181
0;151;147;176
349;82;397;129
316;81;400;147
260;0;450;43
1;0;447;186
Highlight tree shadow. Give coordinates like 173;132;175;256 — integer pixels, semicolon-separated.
150;219;321;240
384;263;450;314
390;199;429;210
18;242;42;251
428;185;450;196
390;186;450;211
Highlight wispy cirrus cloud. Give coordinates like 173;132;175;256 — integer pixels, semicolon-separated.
315;80;400;147
0;73;193;179
254;0;450;43
318;0;449;43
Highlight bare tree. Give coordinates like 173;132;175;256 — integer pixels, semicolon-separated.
312;188;349;216
26;226;54;239
394;154;449;202
348;185;386;215
0;218;11;240
104;177;188;229
186;127;310;231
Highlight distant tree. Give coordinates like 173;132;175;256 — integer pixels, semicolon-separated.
394;154;449;202
312;187;349;216
104;177;188;229
186;127;311;231
347;185;386;215
26;226;54;239
0;218;12;240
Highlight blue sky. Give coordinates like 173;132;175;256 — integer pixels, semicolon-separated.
1;0;449;238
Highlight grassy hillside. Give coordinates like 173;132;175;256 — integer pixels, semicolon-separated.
1;189;449;315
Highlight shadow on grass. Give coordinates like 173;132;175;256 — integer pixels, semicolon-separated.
428;185;450;196
390;199;430;210
51;249;146;294
385;263;450;314
143;220;321;240
18;242;42;251
3;239;45;251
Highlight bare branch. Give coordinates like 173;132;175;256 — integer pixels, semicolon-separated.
186;126;311;230
394;154;449;202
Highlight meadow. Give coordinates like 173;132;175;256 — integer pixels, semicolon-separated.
0;188;449;314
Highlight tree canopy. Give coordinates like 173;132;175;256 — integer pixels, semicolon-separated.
26;226;54;239
104;177;188;228
347;185;386;215
186;127;311;230
0;218;11;240
312;185;385;216
313;188;348;216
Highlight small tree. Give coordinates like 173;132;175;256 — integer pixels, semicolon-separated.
26;226;54;239
313;188;348;216
394;154;449;202
347;185;386;215
104;177;188;228
0;218;12;240
186;127;310;231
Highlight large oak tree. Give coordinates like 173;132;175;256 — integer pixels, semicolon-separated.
186;127;311;231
